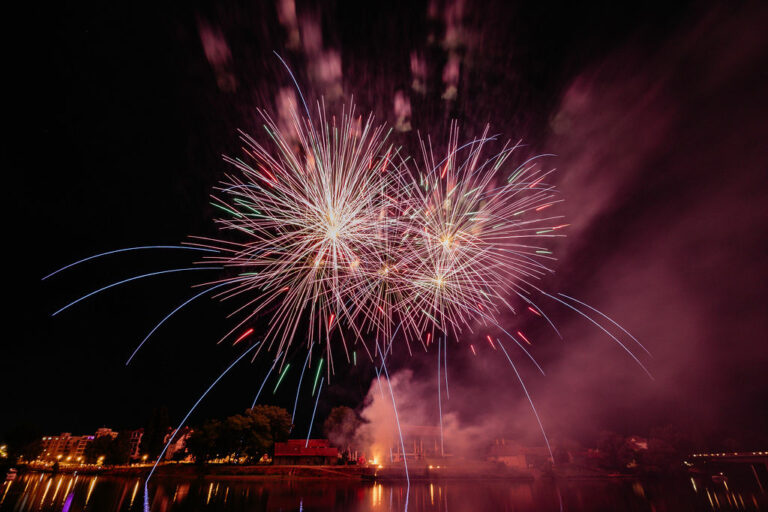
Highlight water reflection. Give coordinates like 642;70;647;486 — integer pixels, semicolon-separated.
1;472;766;511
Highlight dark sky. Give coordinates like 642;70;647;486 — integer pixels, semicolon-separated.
5;0;768;449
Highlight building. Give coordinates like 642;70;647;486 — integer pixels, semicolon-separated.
487;439;527;469
163;426;192;461
128;428;144;460
389;425;444;462
273;439;338;465
487;438;552;469
39;433;94;463
95;427;118;439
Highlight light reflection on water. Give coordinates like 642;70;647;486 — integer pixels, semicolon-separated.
1;472;766;511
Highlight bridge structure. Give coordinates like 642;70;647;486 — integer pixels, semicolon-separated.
689;451;768;493
690;451;768;466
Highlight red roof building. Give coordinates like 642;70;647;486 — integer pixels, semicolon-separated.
273;439;338;465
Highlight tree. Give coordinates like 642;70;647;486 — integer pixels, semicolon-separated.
641;424;691;473
3;423;43;463
596;431;634;471
140;406;170;459
185;406;291;464
111;431;133;465
186;419;222;464
237;412;272;461
84;432;131;465
246;405;292;448
552;437;581;465
323;406;362;454
219;414;253;461
642;437;678;473
85;435;114;464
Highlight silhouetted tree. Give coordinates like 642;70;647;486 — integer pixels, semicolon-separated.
246;405;292;454
140;406;170;458
235;412;271;461
552;437;581;465
85;435;114;464
323;406;362;453
596;431;634;471
186;419;222;464
186;406;291;464
640;424;692;473
84;432;131;465
3;423;43;464
111;431;133;465
642;437;679;473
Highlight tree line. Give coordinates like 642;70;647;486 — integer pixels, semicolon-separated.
185;405;292;464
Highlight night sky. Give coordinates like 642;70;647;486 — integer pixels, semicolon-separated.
6;1;768;449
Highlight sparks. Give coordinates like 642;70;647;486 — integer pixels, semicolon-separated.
234;328;254;345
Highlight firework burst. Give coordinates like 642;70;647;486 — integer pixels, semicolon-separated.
191;98;569;369
41;63;652;512
193;101;404;366
382;123;564;349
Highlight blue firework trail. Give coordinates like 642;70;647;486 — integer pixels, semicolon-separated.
540;291;653;379
437;337;444;456
497;339;553;462
51;267;221;317
251;352;283;408
305;377;324;448
292;347;313;423
41;245;217;281
443;336;449;400
127;279;247;365
558;292;651;356
143;342;259;512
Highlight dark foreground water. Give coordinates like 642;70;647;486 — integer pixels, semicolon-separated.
1;472;766;512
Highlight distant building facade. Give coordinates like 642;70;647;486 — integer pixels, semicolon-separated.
163;426;192;461
273;439;338;465
128;429;144;460
390;425;444;462
39;433;94;462
487;438;552;469
95;428;118;439
37;427;147;463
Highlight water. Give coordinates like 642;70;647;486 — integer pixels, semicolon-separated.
1;472;766;511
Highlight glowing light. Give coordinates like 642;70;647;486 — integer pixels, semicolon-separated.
41;245;217;281
199;101;402;358
51;267;221;317
312;358;324;396
234;328;254;345
272;364;291;394
306;377;324;447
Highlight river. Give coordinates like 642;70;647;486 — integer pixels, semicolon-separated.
1;471;766;511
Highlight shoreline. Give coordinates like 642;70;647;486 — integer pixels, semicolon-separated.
15;462;649;481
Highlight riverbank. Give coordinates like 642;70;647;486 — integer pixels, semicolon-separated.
15;461;648;481
18;462;375;479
